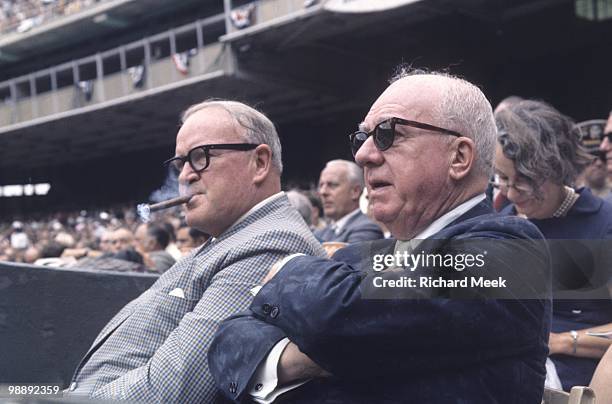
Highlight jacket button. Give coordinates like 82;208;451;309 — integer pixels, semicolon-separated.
255;383;263;391
270;306;280;318
262;303;271;314
229;382;237;394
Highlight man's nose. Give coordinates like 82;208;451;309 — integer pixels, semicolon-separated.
355;137;383;167
178;162;199;186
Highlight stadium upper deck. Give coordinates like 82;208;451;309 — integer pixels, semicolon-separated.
0;0;434;175
0;0;611;215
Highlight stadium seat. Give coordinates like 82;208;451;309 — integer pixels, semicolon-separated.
542;386;596;404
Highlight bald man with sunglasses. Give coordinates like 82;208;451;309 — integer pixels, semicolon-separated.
209;70;552;403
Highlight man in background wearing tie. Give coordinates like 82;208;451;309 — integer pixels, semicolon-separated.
315;159;383;243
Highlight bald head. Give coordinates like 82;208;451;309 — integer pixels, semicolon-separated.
355;70;496;239
385;72;497;179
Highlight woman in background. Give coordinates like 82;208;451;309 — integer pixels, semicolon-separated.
494;100;612;390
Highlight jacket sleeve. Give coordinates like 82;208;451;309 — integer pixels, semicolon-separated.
208;312;288;402
249;236;551;380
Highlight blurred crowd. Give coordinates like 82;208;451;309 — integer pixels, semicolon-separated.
0;189;328;273
0;0;104;34
0;203;210;273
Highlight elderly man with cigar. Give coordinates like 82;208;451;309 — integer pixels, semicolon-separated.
66;100;325;402
209;71;552;403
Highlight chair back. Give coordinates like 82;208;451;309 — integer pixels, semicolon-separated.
542;386;596;404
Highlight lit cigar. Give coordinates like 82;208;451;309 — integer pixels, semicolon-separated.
137;195;191;222
149;195;191;212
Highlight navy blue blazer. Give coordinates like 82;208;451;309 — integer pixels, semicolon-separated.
314;211;384;243
209;201;552;403
504;188;612;390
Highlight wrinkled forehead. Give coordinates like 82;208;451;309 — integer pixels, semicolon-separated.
361;77;443;130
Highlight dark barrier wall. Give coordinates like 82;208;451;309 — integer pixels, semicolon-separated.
0;262;158;386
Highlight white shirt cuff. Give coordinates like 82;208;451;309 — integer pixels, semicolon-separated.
249;338;310;403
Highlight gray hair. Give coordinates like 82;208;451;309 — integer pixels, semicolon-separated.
286;190;313;226
181;99;283;173
325;159;364;188
390;67;497;178
495;100;592;196
494;95;524;115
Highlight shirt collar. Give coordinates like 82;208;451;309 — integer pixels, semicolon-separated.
210;191;285;242
395;193;486;253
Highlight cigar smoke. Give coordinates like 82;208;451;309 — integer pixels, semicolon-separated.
137;166;184;223
137;195;191;223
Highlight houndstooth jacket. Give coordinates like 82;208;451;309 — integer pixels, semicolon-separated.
68;193;325;403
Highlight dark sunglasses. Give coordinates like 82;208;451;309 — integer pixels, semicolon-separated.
603;133;612;143
348;117;462;156
164;143;258;173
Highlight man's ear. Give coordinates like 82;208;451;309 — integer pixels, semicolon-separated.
349;184;362;201
252;144;273;184
448;137;476;181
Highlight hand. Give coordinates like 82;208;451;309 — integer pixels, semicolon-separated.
277;342;332;385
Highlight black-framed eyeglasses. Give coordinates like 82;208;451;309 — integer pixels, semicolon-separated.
164;143;259;173
603;132;612;143
348;117;462;156
489;178;535;196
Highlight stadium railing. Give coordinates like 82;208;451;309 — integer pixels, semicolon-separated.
0;0;324;129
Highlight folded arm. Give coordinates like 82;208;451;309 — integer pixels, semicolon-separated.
210;235;551;398
250;239;551;380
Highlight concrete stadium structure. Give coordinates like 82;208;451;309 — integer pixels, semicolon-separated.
1;0;611;216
